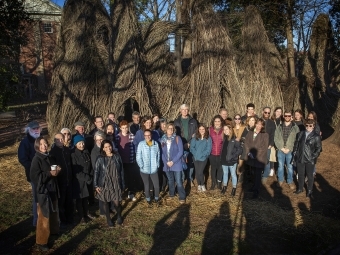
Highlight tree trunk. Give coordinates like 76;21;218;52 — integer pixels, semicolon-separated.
286;0;295;78
175;0;182;80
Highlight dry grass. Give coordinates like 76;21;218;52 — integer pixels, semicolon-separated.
1;141;340;254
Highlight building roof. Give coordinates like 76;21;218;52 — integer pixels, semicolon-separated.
25;0;62;20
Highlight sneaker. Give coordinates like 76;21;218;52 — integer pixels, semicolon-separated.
269;169;274;176
276;181;283;187
197;185;202;192
201;185;207;192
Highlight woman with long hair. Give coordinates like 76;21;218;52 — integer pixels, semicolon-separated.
30;137;60;251
294;109;305;131
244;118;269;198
221;124;242;196
233;114;245;140
190;124;212;192
239;116;257;182
94;140;124;227
271;107;283;126
209;115;224;190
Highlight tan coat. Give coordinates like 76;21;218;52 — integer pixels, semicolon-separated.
244;131;269;169
233;125;246;140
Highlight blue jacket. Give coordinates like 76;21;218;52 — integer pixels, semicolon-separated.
18;134;36;182
161;135;184;172
190;137;212;161
136;140;160;174
133;129;160;150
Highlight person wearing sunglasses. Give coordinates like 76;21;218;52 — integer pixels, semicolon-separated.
71;135;93;224
261;107;276;184
292;119;322;198
274;110;300;189
233;114;245;140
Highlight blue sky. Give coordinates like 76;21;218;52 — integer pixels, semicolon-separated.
51;0;65;7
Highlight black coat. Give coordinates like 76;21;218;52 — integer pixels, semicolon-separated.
264;118;276;147
293;131;322;164
50;145;73;186
30;152;59;217
18;134;36;182
174;115;198;145
221;137;243;166
71;149;92;199
93;154;124;190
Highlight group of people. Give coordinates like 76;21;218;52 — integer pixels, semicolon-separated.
18;104;322;251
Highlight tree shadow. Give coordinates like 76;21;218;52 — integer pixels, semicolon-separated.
148;204;190;255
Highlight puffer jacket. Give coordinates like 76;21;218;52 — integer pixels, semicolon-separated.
292;131;322;164
94;154;124;189
209;127;223;156
136;140;160;174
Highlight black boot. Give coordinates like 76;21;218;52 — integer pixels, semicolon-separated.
210;182;216;190
115;205;123;225
231;188;236;196
294;189;303;194
217;182;222;190
307;190;314;199
221;186;226;195
104;203;113;227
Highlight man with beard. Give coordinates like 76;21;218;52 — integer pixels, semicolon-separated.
18;120;41;226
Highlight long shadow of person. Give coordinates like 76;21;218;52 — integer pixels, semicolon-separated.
148;204;190;255
201;201;232;255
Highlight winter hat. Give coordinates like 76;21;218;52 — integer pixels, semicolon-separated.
73;135;85;146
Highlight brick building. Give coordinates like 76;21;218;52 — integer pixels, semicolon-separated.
19;0;62;93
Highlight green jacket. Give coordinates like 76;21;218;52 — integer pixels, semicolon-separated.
274;123;299;151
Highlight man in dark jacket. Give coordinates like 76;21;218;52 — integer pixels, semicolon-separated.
261;107;276;184
50;133;73;226
129;111;141;135
18;120;41;226
241;103;259;124
174;104;198;185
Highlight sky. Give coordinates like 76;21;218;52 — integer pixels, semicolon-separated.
51;0;65;7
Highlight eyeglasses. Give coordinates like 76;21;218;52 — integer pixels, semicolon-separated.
234;118;241;120
305;124;314;127
284;115;292;117
264;112;271;114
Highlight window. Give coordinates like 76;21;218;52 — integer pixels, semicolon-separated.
43;23;53;33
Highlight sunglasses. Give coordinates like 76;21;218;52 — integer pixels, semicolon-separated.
305;124;314;127
284;115;292;117
264;112;271;114
234;117;241;120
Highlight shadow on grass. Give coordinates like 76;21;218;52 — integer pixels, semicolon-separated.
148;204;191;255
0;217;35;254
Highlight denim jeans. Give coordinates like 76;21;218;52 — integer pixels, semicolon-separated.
30;182;38;226
183;167;194;182
222;164;237;188
277;150;293;184
262;148;271;179
166;171;186;200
